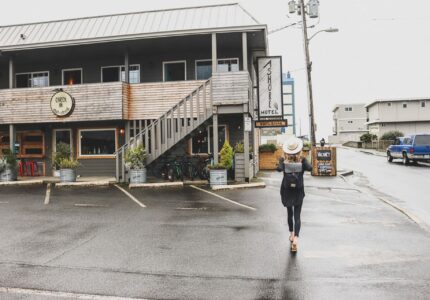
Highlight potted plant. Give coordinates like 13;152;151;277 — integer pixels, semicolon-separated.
53;142;71;177
59;157;80;182
209;141;233;187
125;144;147;184
0;150;18;182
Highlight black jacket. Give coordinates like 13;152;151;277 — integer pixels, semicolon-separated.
277;157;312;207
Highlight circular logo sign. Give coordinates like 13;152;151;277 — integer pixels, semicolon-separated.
50;91;75;117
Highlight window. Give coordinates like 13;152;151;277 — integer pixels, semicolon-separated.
217;58;239;72
387;102;392;107
421;101;426;108
101;65;140;83
344;107;352;112
62;69;82;85
195;60;212;80
163;61;186;82
403;103;407;108
195;58;240;80
191;125;227;154
16;72;49;88
348;121;353;124
79;129;117;157
414;135;430;146
53;129;72;154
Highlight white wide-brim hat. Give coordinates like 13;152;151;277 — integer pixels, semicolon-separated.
283;136;304;155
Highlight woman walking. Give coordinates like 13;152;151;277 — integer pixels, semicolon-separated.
277;137;312;252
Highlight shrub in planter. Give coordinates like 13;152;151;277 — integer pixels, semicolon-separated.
0;150;18;182
360;133;378;143
59;158;80;182
381;131;403;142
259;143;277;153
53;142;71;177
209;141;233;186
125;144;147;184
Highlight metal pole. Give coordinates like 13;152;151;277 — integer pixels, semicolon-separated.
300;0;316;146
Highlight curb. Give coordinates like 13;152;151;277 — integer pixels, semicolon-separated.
210;181;266;191
55;180;114;187
0;180;44;186
129;182;184;189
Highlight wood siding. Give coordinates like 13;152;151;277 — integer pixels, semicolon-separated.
0;82;124;124
127;80;205;120
212;71;250;105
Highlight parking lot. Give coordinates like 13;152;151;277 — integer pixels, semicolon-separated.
1;173;430;300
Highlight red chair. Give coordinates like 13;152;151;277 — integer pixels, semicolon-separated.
18;161;25;177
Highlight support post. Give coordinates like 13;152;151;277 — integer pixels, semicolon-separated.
9;124;15;154
211;33;217;74
243;115;250;182
124;50;130;83
242;32;248;71
125;121;130;145
213;111;219;165
9;57;15;89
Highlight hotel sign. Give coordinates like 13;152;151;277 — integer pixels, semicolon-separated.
257;56;283;119
255;120;288;128
50;91;75;117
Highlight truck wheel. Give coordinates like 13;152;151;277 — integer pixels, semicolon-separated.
402;153;409;165
387;152;393;162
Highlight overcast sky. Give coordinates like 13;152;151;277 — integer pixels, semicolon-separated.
1;0;429;139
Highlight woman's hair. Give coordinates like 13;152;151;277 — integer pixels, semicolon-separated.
285;153;302;163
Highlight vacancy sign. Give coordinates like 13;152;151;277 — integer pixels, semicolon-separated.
257;56;283;119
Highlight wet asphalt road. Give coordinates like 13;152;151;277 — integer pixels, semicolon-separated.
337;147;430;229
0;173;430;299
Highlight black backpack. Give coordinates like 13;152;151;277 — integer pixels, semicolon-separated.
283;162;303;189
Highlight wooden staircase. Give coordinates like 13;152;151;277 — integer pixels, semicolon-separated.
115;79;213;182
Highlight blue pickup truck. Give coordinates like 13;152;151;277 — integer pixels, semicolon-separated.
387;134;430;165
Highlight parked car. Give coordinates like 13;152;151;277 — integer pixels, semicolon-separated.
387;134;430;165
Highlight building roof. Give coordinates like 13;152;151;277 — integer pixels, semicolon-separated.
0;3;265;51
365;97;430;108
332;103;366;112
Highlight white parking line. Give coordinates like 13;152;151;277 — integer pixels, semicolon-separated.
0;286;148;299
44;183;51;205
190;185;256;211
114;184;146;208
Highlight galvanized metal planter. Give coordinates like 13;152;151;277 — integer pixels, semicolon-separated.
60;169;77;182
129;168;147;184
0;167;17;182
210;169;227;187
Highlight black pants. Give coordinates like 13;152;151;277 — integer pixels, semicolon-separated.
287;204;302;237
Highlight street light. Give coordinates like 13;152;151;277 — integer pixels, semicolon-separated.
288;0;338;147
308;28;339;41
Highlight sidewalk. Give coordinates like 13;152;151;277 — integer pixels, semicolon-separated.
339;145;386;157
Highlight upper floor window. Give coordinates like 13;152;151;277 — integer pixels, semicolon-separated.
421;101;426;108
387;102;392;106
163;61;186;82
348;121;353;124
62;68;82;85
195;58;240;80
16;71;49;88
403;103;408;108
101;65;140;84
344;107;352;112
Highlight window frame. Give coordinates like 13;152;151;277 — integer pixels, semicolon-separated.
53;129;73;154
77;128;118;159
101;64;140;83
194;58;240;79
163;60;187;82
15;71;50;88
61;68;83;85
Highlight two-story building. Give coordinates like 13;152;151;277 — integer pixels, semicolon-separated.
329;103;368;144
0;3;268;181
366;97;430;137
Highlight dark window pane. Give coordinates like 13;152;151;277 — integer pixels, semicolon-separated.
25;148;43;155
164;62;186;81
63;69;82;85
415;135;430;146
209;126;226;154
24;135;43;143
16;74;31;88
55;130;71;146
102;67;120;82
80;130;116;155
196;61;212;80
192;128;209;154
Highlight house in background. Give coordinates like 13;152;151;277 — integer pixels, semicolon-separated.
329;103;368;144
0;3;268;182
366;97;430;137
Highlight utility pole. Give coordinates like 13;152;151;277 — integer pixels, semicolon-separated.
300;0;317;147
